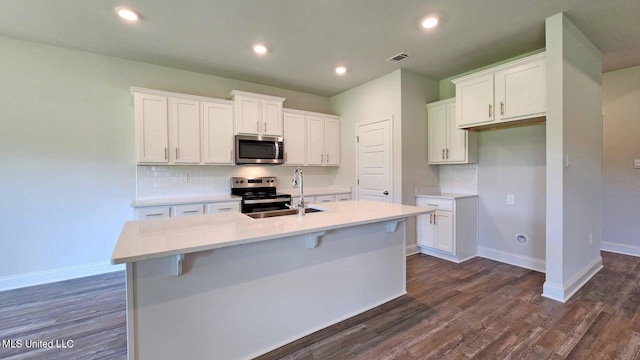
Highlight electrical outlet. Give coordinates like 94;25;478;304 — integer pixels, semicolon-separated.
507;194;515;206
589;232;593;245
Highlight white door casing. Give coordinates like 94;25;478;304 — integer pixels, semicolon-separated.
356;117;393;203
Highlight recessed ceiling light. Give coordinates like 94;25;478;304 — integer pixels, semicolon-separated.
253;44;268;55
335;66;347;75
421;16;439;29
116;7;140;21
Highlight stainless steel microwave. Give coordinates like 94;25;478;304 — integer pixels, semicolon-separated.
235;135;284;165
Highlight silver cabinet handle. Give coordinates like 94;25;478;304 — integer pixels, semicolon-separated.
446;148;449;159
164;147;168;160
327;154;330;163
175;147;179;159
442;149;445;159
264;122;267;133
433;213;437;224
429;213;433;224
383;190;389;195
321;154;323;163
500;101;504;115
285;152;288;162
256;121;259;132
489;104;492;117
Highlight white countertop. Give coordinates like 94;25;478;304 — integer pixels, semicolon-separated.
112;200;432;264
415;193;478;200
131;195;241;208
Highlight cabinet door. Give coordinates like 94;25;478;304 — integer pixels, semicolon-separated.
169;98;201;163
416;213;435;248
306;116;324;165
445;101;468;163
202;102;234;164
135;93;168;163
456;74;494;128
427;102;449;163
262;100;283;136
494;59;546;122
434;210;454;254
235;96;261;134
324;118;340;165
283;112;306;165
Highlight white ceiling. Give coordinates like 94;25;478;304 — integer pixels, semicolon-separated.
1;0;639;96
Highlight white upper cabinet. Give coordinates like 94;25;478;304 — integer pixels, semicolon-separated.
283;109;340;166
228;91;285;137
283;111;306;165
324;118;341;166
453;52;546;129
132;87;234;166
202;101;234;164
135;92;169;163
169;98;201;164
306;115;325;165
135;91;201;164
427;98;477;164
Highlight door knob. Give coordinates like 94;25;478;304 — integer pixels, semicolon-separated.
383;191;389;195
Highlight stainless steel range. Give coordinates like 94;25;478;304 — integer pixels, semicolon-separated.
231;177;292;214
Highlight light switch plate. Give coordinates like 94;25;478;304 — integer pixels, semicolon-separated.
634;159;640;169
507;194;515;206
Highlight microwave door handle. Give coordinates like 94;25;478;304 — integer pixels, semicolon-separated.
275;141;280;161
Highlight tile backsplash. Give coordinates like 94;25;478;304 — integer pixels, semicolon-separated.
438;164;478;194
136;165;341;200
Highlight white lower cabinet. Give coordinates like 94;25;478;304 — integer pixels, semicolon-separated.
416;195;478;263
205;202;240;213
137;201;240;220
315;195;335;204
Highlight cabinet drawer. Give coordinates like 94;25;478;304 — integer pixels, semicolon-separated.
416;198;453;211
336;194;351;201
137;206;171;220
315;195;335;203
173;204;204;216
205;202;240;213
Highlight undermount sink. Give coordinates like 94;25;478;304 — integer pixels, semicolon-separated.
245;207;323;219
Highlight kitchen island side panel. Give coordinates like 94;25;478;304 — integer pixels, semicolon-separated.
129;220;406;360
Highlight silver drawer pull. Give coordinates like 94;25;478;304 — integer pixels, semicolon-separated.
183;210;200;214
427;203;439;207
146;213;165;217
218;208;232;211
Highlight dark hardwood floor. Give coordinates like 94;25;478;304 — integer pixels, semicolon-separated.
2;252;640;359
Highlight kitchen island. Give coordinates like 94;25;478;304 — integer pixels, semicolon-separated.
112;200;432;360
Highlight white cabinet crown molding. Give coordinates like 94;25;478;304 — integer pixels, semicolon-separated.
226;90;285;102
450;52;546;85
130;86;234;105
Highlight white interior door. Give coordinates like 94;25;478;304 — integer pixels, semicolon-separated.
357;118;393;203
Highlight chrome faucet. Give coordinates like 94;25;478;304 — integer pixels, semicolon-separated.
291;167;305;217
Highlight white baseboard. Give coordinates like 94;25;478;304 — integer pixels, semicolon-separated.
477;246;546;273
0;262;125;292
406;244;419;256
542;256;603;303
601;241;640;257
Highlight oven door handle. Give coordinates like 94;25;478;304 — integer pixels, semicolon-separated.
243;197;291;205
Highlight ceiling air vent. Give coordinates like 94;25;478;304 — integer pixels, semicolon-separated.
386;52;410;64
